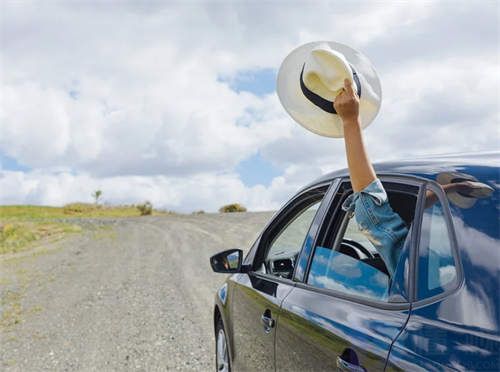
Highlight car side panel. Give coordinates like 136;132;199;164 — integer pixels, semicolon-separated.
276;286;410;371
386;293;500;371
387;172;500;371
228;273;295;371
217;181;336;370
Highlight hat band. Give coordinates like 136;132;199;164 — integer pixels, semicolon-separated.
300;64;362;114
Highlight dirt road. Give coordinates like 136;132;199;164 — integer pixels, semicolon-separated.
0;212;273;371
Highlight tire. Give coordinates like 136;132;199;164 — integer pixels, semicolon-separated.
215;316;231;372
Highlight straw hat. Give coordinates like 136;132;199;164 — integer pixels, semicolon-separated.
436;171;494;209
277;41;381;137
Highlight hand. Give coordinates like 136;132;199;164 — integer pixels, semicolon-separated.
334;78;359;125
426;181;482;209
446;181;478;196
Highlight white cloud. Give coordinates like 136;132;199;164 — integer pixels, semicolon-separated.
0;169;287;212
0;1;498;210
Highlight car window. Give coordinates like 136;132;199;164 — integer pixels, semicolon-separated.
307;212;394;301
262;200;321;279
308;245;390;300
342;215;380;258
417;199;457;299
306;184;417;303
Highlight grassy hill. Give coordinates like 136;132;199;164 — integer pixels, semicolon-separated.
0;204;168;255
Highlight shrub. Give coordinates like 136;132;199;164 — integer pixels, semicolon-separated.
218;203;247;213
192;210;205;215
63;203;99;215
137;201;153;216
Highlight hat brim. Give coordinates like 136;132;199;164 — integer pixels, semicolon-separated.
277;41;382;138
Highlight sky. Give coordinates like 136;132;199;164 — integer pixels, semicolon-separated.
0;0;498;212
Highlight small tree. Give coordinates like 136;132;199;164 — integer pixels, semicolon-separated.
92;190;102;205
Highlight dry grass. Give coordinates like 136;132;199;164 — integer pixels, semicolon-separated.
0;203;168;220
62;203;145;217
0;204;170;255
0;222;82;255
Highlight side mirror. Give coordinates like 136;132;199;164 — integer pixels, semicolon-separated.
210;249;244;273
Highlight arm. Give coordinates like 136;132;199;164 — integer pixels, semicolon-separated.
334;79;376;192
334;79;407;276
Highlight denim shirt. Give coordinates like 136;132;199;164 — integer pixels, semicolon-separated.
341;179;409;276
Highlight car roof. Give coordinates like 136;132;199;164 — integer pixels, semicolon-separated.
307;151;500;188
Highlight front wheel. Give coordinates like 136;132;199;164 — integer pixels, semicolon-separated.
215;317;231;372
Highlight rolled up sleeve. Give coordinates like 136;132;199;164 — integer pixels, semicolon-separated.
341;179;408;276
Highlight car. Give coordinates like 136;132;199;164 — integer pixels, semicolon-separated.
210;152;499;372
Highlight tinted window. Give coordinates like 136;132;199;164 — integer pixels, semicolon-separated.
307;185;416;303
417;200;457;299
263;200;321;279
308;214;393;301
309;246;390;301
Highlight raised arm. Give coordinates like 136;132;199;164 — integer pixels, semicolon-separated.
334;80;408;276
334;79;376;192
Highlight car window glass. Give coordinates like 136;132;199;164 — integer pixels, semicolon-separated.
417;199;457;299
308;213;392;301
309;246;390;301
307;186;416;303
264;200;321;279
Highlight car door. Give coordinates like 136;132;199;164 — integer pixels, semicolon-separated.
229;181;336;371
275;176;423;371
386;180;500;371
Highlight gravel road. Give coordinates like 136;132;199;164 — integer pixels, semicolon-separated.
0;212;273;371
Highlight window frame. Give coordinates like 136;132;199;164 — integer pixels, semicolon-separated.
248;180;336;284
411;180;464;307
245;174;463;310
295;174;428;311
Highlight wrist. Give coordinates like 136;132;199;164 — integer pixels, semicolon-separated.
341;117;361;128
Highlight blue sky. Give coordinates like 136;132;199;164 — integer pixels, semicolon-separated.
236;151;281;187
220;68;276;96
223;68;281;187
0;1;498;211
0;154;31;172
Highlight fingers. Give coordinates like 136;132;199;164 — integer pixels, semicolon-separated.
334;89;345;107
333;95;340;111
344;78;354;96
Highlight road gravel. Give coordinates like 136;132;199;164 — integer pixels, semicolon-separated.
0;212;273;371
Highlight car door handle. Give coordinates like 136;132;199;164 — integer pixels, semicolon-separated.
336;356;366;372
261;311;275;333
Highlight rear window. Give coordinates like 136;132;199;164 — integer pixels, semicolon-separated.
417;190;458;300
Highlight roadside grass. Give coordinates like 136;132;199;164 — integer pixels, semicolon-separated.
1;203;168;220
0;222;82;255
0;204;170;255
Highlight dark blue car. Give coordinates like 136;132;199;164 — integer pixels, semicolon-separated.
210;152;499;371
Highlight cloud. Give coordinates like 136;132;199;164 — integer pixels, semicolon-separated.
0;1;498;210
329;254;362;278
0;169;289;212
308;273;380;300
